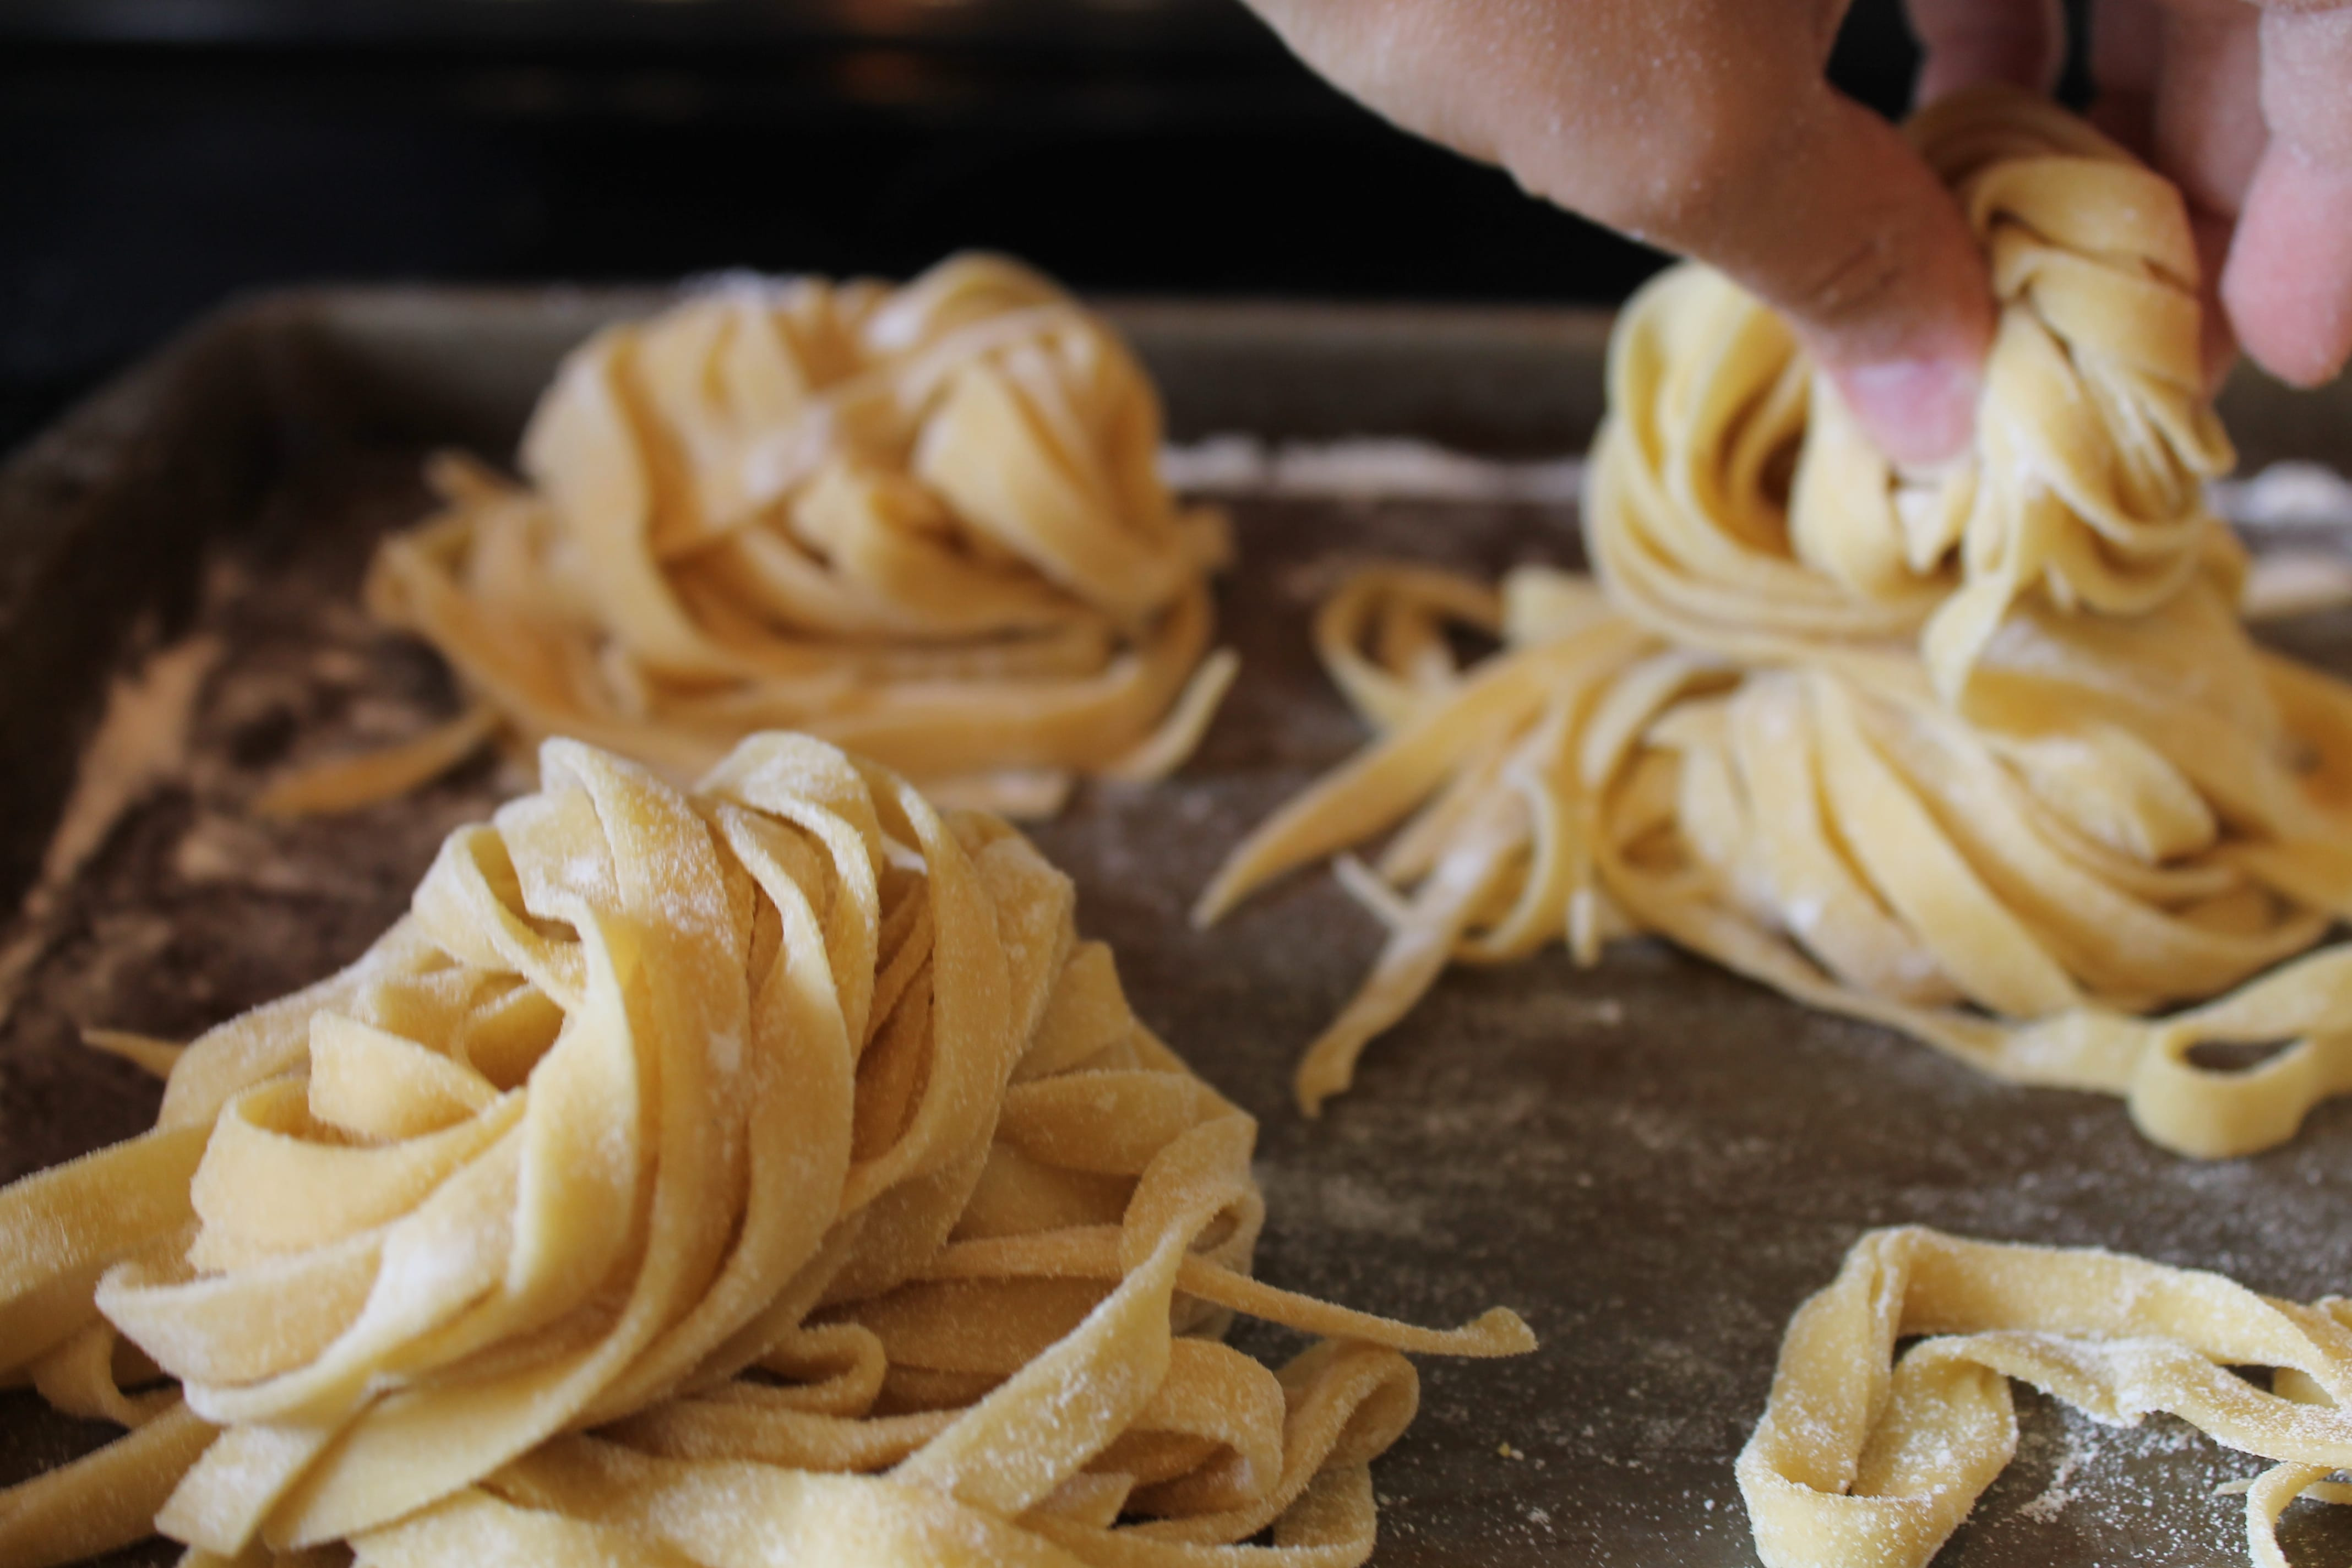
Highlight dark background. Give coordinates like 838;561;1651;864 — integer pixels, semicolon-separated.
0;0;2088;458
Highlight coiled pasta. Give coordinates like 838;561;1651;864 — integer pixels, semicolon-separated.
1;733;1529;1567
263;254;1238;820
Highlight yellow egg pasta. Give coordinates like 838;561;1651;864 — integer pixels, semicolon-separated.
0;733;1531;1568
1196;88;2352;1156
1741;1227;2352;1568
260;254;1238;820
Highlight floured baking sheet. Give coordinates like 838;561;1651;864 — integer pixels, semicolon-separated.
3;291;2352;1566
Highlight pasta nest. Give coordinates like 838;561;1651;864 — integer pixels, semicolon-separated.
286;254;1238;818
1588;87;2237;702
1199;88;2352;1158
0;734;1528;1568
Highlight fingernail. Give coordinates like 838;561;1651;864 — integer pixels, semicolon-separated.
1833;356;1981;467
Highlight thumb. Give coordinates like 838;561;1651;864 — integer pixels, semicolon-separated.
1675;88;1994;465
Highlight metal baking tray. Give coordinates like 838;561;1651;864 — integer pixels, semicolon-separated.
4;286;2352;1566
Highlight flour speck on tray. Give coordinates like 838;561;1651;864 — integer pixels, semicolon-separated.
0;631;220;1028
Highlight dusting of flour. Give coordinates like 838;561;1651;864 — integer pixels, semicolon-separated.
0;633;221;1027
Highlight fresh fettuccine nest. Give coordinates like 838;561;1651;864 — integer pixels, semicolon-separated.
0;733;1530;1568
1196;86;2352;1157
1743;1227;2352;1568
261;254;1238;821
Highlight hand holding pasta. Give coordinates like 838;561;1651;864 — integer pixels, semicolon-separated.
264;254;1238;820
1240;0;2352;463
1200;88;2352;1157
1593;88;2237;701
0;733;1529;1568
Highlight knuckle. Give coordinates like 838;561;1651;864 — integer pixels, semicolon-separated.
1791;230;1911;327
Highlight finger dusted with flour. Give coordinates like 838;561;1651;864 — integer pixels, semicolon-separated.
1240;0;1995;465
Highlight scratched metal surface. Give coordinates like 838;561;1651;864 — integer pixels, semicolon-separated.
3;290;2351;1565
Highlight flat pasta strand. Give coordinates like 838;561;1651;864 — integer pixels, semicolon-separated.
1196;86;2352;1156
0;732;1531;1568
258;254;1239;819
1741;1227;2352;1568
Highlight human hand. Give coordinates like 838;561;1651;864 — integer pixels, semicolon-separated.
1924;0;2352;392
1241;0;2352;465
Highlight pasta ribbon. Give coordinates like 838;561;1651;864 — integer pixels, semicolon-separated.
262;254;1238;819
1198;88;2352;1156
1741;1227;2352;1568
1;733;1530;1567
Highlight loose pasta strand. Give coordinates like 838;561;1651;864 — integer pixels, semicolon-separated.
1743;1227;2352;1568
